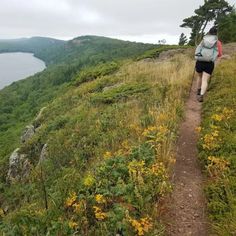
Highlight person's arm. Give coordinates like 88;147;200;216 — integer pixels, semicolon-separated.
217;40;223;58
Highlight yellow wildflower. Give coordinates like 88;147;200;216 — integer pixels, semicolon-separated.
83;174;95;187
140;217;153;233
93;206;107;220
211;108;234;122
157;113;169;122
222;107;234;119
150;162;167;178
211;114;223;122
212;130;219;137
68;220;78;229
73;202;82;214
142;126;157;137
207;156;230;177
129;216;153;236
195;126;202;133
202;131;221;151
95;194;106;204
158;125;168;134
65;192;77;207
0;208;4;217
103;151;112;159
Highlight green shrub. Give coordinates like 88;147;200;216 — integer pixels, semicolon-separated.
90;83;151;104
75;62;120;86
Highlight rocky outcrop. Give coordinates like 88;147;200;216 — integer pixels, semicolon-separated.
21;125;35;143
6;107;49;183
38;144;48;164
34;106;47;127
7;148;31;182
158;49;186;61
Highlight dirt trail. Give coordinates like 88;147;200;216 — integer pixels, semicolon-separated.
163;78;208;235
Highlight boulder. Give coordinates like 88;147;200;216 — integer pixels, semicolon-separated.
38;144;48;164
7;148;31;182
21;125;35;143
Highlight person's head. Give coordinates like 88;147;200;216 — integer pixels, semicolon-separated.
209;26;218;35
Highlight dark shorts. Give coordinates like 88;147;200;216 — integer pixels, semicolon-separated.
195;61;215;75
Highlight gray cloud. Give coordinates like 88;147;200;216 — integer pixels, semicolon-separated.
0;0;235;44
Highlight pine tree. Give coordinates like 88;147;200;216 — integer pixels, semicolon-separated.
178;33;188;45
180;0;233;45
218;10;236;43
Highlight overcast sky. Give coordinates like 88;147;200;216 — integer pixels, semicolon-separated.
0;0;235;44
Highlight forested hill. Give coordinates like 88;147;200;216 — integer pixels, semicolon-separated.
0;37;66;64
0;36;156;65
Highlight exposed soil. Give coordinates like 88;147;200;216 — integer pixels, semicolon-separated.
162;78;209;236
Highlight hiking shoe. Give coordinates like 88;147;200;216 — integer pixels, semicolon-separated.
198;95;204;102
197;88;201;95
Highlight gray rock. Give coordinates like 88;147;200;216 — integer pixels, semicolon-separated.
21;125;35;143
34;107;47;126
7;148;31;182
38;144;48;164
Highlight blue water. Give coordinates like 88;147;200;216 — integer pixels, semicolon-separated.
0;52;46;90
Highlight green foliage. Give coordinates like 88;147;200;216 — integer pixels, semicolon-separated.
75;62;120;86
218;10;236;43
90;83;151;104
181;0;233;45
178;33;188;46
198;58;236;234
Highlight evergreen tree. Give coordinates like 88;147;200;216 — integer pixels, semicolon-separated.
178;33;188;45
181;0;233;45
218;10;236;43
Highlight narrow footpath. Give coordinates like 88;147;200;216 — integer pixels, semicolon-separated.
163;78;208;235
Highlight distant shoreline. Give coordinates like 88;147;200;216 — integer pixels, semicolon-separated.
0;51;47;65
0;52;46;90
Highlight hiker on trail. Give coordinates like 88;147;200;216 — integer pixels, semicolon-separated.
195;26;222;102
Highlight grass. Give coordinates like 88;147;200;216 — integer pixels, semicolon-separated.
197;57;236;235
0;54;194;235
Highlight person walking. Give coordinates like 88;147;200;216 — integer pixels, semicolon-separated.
195;26;222;102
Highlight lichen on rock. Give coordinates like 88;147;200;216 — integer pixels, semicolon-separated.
7;148;31;183
21;125;35;143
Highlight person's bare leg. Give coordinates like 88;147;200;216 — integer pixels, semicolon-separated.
200;72;211;95
198;72;211;102
196;72;202;95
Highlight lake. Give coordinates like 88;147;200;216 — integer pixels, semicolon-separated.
0;52;46;90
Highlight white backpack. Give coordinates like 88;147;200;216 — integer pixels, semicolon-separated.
195;35;218;62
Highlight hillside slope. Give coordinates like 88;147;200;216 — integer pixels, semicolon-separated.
0;36;161;173
0;49;194;235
